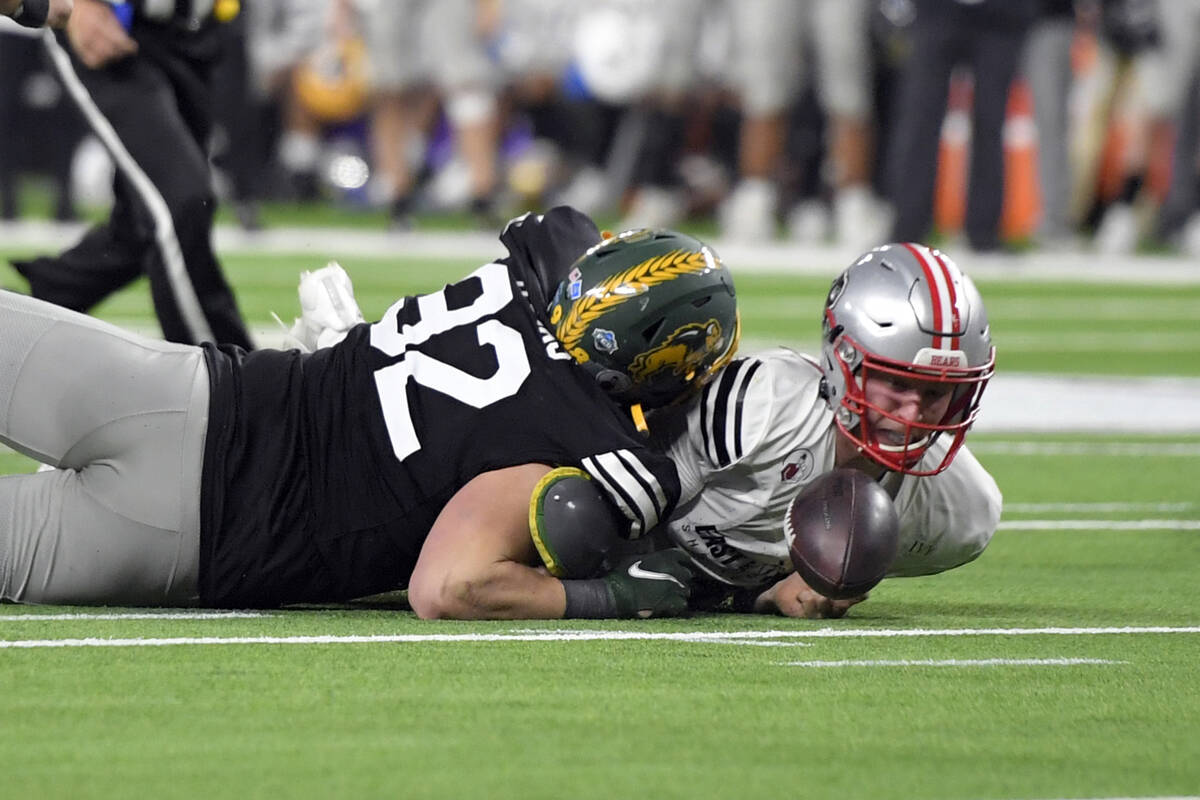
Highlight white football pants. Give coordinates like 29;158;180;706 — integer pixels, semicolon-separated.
0;290;208;605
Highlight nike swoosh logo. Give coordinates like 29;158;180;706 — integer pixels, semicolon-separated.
627;560;685;589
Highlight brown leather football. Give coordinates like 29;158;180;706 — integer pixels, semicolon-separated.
784;468;900;600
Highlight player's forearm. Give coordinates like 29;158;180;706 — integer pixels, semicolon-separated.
408;560;568;620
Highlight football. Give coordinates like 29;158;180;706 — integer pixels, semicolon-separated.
784;468;900;599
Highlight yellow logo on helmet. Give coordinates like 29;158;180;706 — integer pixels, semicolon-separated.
629;319;725;384
555;249;713;353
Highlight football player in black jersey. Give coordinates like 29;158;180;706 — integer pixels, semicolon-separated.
0;208;740;619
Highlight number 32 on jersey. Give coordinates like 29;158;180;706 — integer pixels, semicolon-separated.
369;262;531;461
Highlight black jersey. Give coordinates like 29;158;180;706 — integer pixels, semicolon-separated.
198;261;679;608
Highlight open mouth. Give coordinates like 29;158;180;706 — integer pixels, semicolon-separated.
874;428;930;452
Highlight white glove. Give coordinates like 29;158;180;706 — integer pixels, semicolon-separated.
290;262;364;351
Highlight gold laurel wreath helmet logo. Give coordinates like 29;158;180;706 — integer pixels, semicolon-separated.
555;249;715;359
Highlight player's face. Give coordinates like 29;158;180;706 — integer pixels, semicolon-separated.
861;372;953;447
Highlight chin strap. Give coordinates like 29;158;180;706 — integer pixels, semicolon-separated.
628;403;647;435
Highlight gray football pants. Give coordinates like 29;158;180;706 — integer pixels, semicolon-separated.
0;290;208;606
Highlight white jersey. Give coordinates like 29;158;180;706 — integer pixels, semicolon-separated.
664;348;1002;589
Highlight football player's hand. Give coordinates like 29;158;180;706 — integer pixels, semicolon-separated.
67;0;136;69
755;572;866;619
290;262;364;351
602;549;694;618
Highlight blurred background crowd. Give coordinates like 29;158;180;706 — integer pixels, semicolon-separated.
3;0;1199;256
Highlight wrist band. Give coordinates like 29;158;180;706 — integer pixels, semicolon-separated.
562;579;617;619
13;0;49;27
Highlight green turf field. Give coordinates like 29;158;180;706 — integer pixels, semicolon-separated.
1;237;1198;799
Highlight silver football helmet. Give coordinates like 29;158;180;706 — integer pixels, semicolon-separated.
820;243;995;476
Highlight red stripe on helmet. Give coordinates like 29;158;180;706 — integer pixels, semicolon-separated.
900;243;944;348
929;249;962;349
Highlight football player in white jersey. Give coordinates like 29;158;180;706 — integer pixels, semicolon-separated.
660;242;1001;618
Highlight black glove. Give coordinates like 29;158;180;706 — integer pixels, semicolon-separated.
562;548;695;619
602;549;694;618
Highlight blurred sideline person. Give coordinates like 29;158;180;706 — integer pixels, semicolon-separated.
653;243;1000;618
2;0;71;28
720;0;887;248
605;0;716;231
241;0;328;204
1148;0;1200;253
11;0;254;349
214;0;326;225
887;0;1037;252
0;209;740;620
1077;0;1161;253
1022;0;1080;248
348;0;501;228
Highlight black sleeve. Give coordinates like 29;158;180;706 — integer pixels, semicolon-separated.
499;206;603;316
11;0;48;27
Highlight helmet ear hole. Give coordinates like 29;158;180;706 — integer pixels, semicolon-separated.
641;318;666;342
691;296;712;308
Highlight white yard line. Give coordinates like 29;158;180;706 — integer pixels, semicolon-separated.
1005;502;1196;512
0;611;271;622
970;441;1200;456
781;658;1124;668
2;625;1198;650
998;520;1200;531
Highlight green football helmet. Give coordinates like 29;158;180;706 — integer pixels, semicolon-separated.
549;228;740;408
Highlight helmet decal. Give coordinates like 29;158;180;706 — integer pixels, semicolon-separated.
628;319;726;384
555;248;712;356
592;327;618;354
